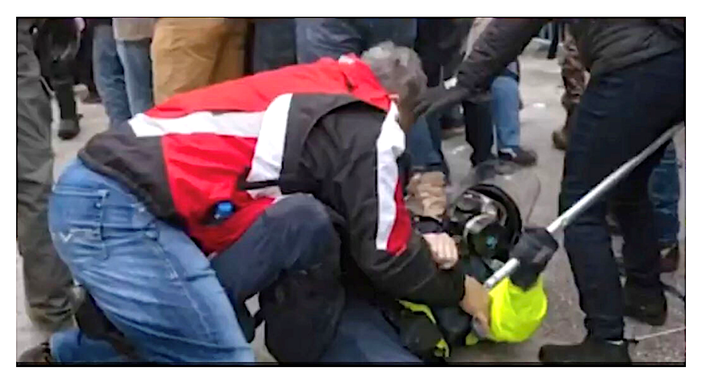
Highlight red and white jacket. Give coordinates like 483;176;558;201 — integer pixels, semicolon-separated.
79;56;464;306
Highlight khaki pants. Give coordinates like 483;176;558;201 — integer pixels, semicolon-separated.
151;18;247;104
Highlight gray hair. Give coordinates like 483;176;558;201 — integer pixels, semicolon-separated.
360;42;427;103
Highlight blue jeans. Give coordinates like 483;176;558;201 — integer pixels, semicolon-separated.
48;159;254;363
92;24;131;129
560;49;685;340
649;143;680;247
116;38;154;115
490;75;521;151
406;114;446;173
319;296;421;363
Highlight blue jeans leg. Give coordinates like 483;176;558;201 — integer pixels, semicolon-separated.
649;142;680;247
319;296;421;363
93;24;131;129
116;38;154;115
406;114;445;173
490;75;521;151
48;159;254;363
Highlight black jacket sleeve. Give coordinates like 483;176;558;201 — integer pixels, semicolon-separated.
457;18;548;92
300;103;465;307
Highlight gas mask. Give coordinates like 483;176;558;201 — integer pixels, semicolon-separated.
446;160;540;269
429;160;541;347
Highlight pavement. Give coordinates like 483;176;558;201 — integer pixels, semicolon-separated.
16;43;686;363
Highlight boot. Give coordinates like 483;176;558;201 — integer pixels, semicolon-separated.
552;109;573;151
58;118;80;140
405;171;447;221
539;337;631;364
624;281;667;326
17;341;54;364
498;147;537;167
552;129;568;151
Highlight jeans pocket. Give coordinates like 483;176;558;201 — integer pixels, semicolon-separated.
49;186;109;261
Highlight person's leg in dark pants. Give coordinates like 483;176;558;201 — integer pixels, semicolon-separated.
540;49;685;363
93;23;131;129
252;19;296;73
77;25;101;103
211;194;345;362
295;18;363;63
49;58;81;140
463;98;495;167
16;18;75;333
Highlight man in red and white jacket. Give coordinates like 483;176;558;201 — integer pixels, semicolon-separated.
20;43;489;364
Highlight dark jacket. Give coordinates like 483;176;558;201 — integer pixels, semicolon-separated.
457;18;684;93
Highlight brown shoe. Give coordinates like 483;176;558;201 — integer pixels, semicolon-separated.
552;129;568;151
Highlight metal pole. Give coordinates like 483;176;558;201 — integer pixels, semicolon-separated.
483;124;684;290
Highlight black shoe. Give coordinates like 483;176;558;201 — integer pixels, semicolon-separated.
58;119;80;140
18;342;54;364
82;92;102;104
659;243;680;273
498;147;537;167
624;282;667;326
539;337;631;364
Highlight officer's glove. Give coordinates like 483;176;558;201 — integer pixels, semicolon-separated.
509;227;559;290
414;85;471;119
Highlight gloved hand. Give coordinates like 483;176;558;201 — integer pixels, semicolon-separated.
509;227;559;290
422;232;459;270
413;85;471;119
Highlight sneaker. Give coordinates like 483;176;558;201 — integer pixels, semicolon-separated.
552;129;568;151
659;243;680;273
82;91;102;104
624;282;667;326
498;147;537;167
58;119;80;140
17;341;54;364
539;337;631;364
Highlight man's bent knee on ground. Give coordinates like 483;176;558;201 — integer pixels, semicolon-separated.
21;42;490;364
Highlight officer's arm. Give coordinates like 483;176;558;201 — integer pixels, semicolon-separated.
457;18;548;92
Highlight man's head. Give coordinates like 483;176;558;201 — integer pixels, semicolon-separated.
361;42;428;130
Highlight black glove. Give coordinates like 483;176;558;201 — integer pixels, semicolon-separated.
413;85;471;119
509;227;559;290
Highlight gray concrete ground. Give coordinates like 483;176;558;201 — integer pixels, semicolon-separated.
16;44;685;363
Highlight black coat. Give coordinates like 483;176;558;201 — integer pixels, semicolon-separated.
457;18;684;93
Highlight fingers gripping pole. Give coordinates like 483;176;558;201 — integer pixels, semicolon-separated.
483;125;684;290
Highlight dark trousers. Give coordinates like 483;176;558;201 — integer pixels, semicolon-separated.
295;18;416;63
210;194;418;363
252;19;297;74
16;18;74;331
560;49;685;340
